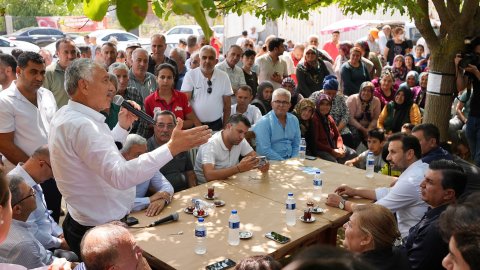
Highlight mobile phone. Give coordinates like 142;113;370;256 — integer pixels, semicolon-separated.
265;231;290;244
255;156;267;168
205;258;236;270
125;216;139;226
305;155;317;160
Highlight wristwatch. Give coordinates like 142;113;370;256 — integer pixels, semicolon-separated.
338;198;346;210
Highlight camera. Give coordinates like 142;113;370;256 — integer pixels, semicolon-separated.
459;52;479;69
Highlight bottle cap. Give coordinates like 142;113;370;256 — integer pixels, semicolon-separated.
316;170;321;174
231;210;237;214
288;192;293;196
198;218;204;222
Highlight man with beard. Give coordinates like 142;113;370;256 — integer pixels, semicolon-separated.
195;114;269;184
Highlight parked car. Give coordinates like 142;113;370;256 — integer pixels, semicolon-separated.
164;25;204;46
5;27;66;47
212;25;224;40
73;29;150;52
0;36;40;54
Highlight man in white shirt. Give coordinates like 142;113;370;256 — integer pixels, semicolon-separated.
216;45;246;94
7;145;68;251
231;85;262;126
255;37;288;89
120;134;174;217
181;45;233;131
248;27;259;44
0;53;16;91
195;114;269;183
326;133;429;238
379;25;392;57
49;58;211;256
236;31;248;46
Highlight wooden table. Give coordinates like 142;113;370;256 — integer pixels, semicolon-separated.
130;158;394;270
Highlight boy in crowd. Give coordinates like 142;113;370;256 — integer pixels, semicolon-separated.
345;128;386;172
242;49;258;97
414;44;427;71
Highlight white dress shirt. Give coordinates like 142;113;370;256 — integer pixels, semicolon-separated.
230;104;262;126
48;100;173;226
375;159;429;238
0;83;57;172
133;171;174;211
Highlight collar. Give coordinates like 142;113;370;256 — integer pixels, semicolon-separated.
154;89;178;103
68;100;106;122
11;219;30;229
220;60;236;70
12;164;37;188
128;69;150;84
5;82;44;103
425;204;449;219
54;61;66;72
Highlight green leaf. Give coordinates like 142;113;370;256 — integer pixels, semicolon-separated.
54;0;64;5
267;0;285;10
117;0;148;31
83;0;109;21
202;0;215;9
151;1;165;18
208;9;218;18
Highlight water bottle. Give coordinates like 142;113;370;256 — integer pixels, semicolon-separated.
366;151;375;178
299;138;306;162
194;218;206;254
228;210;240;246
286;193;296;226
313;170;323;201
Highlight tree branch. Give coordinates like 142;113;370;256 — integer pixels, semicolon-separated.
431;0;453;27
460;0;480;28
446;0;460;18
413;0;439;51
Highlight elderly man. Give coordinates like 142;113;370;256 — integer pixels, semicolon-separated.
412;123;452;164
181;45;233;131
44;38;77;108
79;224;151;270
7;146;68;251
0;176;77;267
255;37;288;89
169;47;188;90
125;42;141;68
148;34;178;75
120;134;174;216
147;110;196;192
108;62;144;113
284;43;305;83
188;51;200;70
403;160;467;270
253;88;301;160
326;133;429;238
100;42;117;69
195;114;269;183
49;58;211;255
0;53;16;91
379;25;392;56
128;48;158;101
216;45;246;94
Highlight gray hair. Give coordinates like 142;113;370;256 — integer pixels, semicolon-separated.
199;45;217;58
8;174;25;206
64;58;101;97
108;73;118;91
170;47;187;63
153;109;177;125
151;33;166;42
32;145;50;159
108;62;129;73
81;224;134;270
272;88;291;101
132;48;148;60
120;134;147;154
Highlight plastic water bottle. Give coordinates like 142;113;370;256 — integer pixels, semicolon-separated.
366;151;375;178
299;138;306;162
313;170;323;201
194;218;206;254
228;210;240;246
286;193;296;226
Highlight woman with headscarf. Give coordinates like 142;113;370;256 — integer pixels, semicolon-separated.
282;77;304;112
413;72;428;110
377;85;421;134
292;99;316;156
296;45;331;98
333;41;354;93
313;94;357;163
340;47;371;96
391;55;408;84
374;71;397;109
347;81;382;146
251;81;274;115
402;70;419;88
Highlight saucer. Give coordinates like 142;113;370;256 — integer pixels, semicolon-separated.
299;216;316;223
184;207;194;214
239;231;253;239
193;210;209;218
213;200;225;207
204;194;218;200
311;207;325;214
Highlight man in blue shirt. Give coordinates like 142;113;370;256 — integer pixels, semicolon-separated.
253;88;301;160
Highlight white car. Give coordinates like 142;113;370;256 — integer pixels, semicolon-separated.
164;25;204;46
0;36;40;54
72;29;150;52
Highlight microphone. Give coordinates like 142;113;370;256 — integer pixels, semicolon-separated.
112;95;155;125
147;212;179;227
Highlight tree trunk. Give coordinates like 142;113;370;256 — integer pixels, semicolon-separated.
423;38;465;142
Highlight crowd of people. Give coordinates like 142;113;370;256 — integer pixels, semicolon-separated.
0;23;479;270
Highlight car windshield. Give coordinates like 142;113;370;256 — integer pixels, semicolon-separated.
10;28;31;35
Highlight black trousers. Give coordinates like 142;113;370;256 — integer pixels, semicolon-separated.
41;178;62;223
202;118;223;131
62;213;94;258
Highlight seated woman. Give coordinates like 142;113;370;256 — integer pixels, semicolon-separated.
282;77;304;112
340;47;371;96
313;94;357;163
296;45;331;98
402;70;419;89
412;72;428;110
343;204;409;270
405;54;421;73
377;85;422;134
391;55;407;84
293;99;316;156
251;81;274;115
374;71;397;109
347;81;381;146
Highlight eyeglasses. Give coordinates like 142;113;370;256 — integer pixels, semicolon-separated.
155;123;175;130
12;187;36;207
207;80;212;94
273;100;290;106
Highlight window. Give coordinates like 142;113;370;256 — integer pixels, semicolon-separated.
168;28;181;35
181;28;193;34
28;29;48;36
0;39;11;47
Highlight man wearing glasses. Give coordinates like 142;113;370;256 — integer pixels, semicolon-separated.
181;45;233;131
7;145;69;252
253;88;301;160
147;110;197;192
